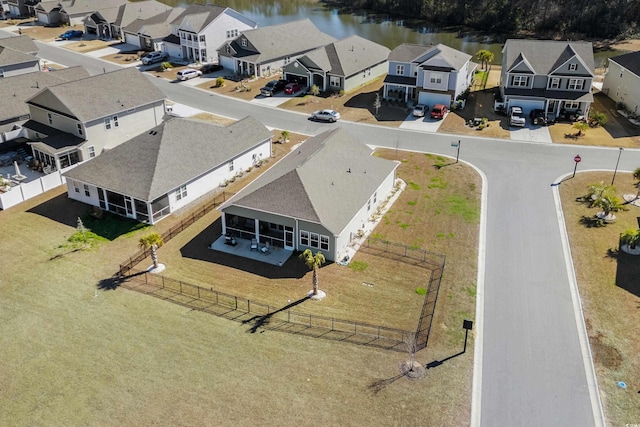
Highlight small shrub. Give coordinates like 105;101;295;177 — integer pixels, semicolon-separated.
214;76;225;87
415;287;427;295
160;61;172;71
309;84;320;96
588;110;607;127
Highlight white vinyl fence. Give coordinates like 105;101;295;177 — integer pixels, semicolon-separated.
0;164;77;210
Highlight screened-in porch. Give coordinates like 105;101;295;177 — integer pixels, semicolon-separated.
95;188;170;224
222;214;294;251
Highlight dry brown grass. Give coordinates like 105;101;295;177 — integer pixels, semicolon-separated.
559;171;640;426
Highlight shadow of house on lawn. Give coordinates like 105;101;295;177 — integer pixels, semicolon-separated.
179;218;309;280
27;193;86;228
615;249;640;297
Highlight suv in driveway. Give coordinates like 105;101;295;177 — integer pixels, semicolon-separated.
430;104;447;120
141;51;169;65
58;30;83;40
260;80;287;96
509;106;526;127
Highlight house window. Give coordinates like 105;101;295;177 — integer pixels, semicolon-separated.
300;230;309;246
430;73;442;84
396;64;404;75
77;123;83;136
549;78;560;89
619;69;623;78
310;232;319;248
568;63;577;71
320;235;329;251
568;79;584;90
180;32;186;39
87;146;95;158
367;198;371;211
329;76;340;87
512;75;528;87
72;180;80;193
176;185;187;201
226;45;231;54
113;115;119;128
241;38;247;47
373;191;377;204
564;101;580;110
228;160;234;172
47;113;53;125
284;56;291;65
226;29;238;38
199;35;205;43
0;68;4;78
83;184;90;197
104;117;111;130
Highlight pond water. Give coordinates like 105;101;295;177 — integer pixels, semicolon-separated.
161;0;625;66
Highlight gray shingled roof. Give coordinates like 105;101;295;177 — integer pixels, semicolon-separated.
0;66;90;123
170;4;230;33
26;67;165;123
224;128;398;235
503;39;595;75
229;19;336;63
300;35;390;77
0;46;39;67
114;0;172;27
60;0;127;17
124;7;184;38
388;43;433;62
0;35;38;54
418;44;472;72
64;116;272;202
609;51;640;77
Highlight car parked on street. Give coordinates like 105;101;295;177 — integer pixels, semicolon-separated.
260;79;287;96
141;51;169;65
412;104;427;117
176;68;202;81
58;30;83;40
509;106;526;127
430;104;448;120
311;109;340;122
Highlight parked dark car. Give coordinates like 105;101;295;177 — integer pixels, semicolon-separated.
200;63;223;74
58;30;83;40
529;109;548;126
260;79;287;96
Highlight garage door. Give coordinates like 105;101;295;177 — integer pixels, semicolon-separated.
37;12;50;24
418;92;451;108
507;99;545;116
219;56;235;71
124;33;140;48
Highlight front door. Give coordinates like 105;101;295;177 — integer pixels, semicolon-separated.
284;226;294;250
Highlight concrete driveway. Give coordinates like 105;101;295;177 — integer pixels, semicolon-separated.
510;124;552;143
400;113;446;132
250;93;291;107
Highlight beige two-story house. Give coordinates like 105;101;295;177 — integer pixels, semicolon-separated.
499;39;595;121
602;51;640;116
23;67;165;172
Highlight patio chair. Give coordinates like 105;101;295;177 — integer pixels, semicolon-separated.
261;242;271;254
250;238;258;251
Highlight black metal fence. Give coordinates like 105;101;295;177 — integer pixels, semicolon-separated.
119;192;232;274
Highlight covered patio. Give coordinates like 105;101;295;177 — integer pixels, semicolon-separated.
209;235;292;267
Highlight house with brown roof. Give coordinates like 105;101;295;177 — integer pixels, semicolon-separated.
218;19;336;77
219;127;399;262
63;117;272;224
283;35;390;93
23;67;165;172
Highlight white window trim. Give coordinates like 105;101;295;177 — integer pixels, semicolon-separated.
564;101;580;110
176;184;187;201
87;146;95;158
299;229;329;250
396;64;404;75
329;76;340;87
430;72;442;84
568;63;577;71
549;77;560;89
568;78;584;90
512;75;528;87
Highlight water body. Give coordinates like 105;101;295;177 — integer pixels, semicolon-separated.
160;0;624;66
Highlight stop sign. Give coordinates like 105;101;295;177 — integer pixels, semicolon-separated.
574;155;581;163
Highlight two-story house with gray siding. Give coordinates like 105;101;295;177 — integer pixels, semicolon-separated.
219;127;399;262
499;39;595;120
383;43;475;107
218;19;336;78
283;35;390;93
602;51;640;116
23;67;165;172
64;116;272;224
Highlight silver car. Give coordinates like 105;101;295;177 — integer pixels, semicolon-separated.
311;109;341;122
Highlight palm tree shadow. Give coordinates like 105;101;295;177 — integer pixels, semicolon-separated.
242;296;310;333
96;270;146;290
579;215;606;228
368;372;406;394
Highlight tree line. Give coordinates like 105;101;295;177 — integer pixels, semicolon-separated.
334;0;640;39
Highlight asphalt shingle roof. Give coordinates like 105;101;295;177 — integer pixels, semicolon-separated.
388;43;433;62
609;51;640;77
114;0;172;28
228;19;336;64
224;128;398;234
0;35;38;54
503;39;595;75
26;67;165;123
0;46;38;67
64;116;272;202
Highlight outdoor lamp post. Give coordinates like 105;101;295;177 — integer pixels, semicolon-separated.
572;154;582;178
612;147;624;185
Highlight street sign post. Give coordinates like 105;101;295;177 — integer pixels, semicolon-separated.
451;140;461;163
572;154;581;178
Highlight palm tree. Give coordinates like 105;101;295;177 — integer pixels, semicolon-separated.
621;228;640;250
572;121;589;136
299;249;326;296
586;181;611;207
475;49;494;70
633;167;640;199
593;189;624;221
139;232;164;269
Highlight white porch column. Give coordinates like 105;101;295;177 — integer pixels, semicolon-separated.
221;212;227;236
254;218;260;242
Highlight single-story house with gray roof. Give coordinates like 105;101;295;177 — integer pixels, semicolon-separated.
63;116;272;224
283;35;390;93
218;127;399;262
218;19;336;78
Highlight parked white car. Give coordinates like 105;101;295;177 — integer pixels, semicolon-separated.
141;51;168;65
176;68;202;81
412;104;427;117
509;106;526;127
311;109;341;122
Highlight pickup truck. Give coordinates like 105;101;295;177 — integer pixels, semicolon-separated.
509;106;526;127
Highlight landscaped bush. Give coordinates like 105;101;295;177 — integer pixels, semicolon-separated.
309;85;320;96
214;76;225;87
589;110;607;127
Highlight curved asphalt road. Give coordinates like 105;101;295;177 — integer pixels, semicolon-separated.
29;36;640;426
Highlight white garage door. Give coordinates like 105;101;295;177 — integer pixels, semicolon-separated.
418;92;451;108
507;99;545;116
37;12;50;24
219;56;235;71
124;33;140;48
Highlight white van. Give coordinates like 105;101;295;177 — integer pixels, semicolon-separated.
176;68;202;81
